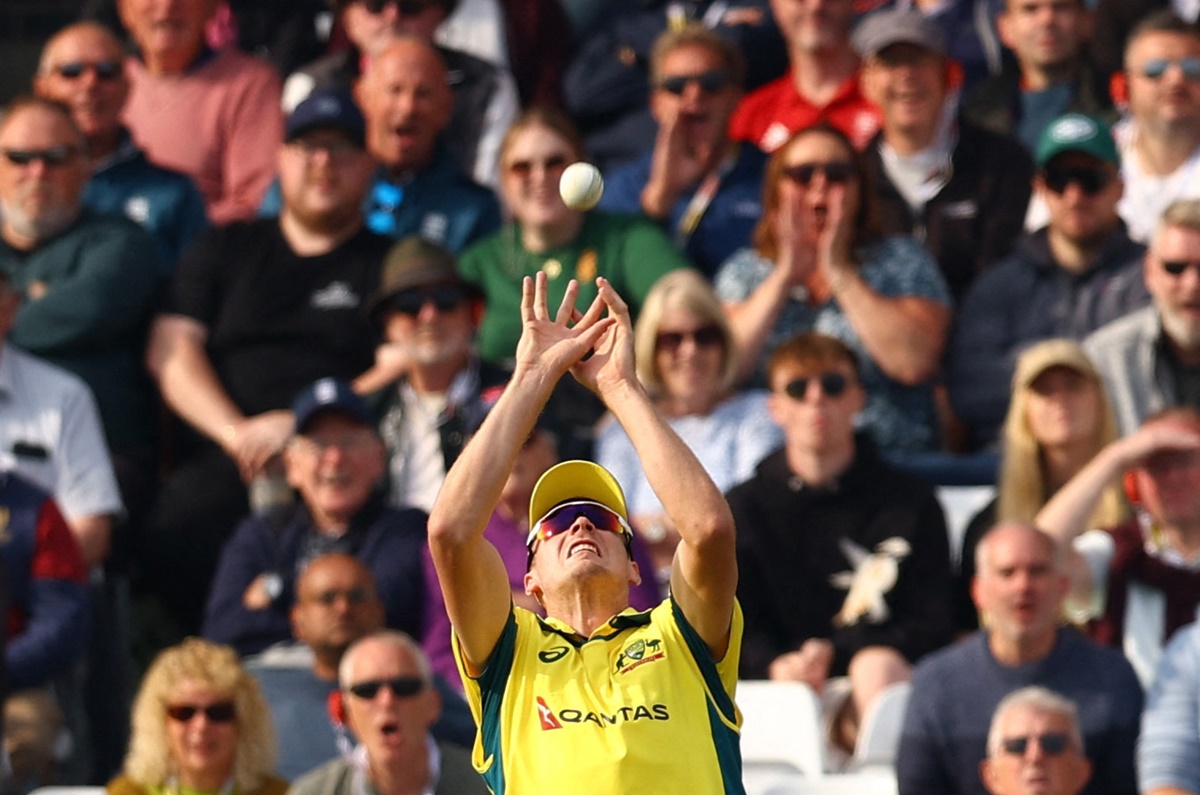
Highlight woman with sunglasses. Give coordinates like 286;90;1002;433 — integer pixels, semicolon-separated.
715;123;953;455
596;269;781;587
458;107;693;369
109;638;286;795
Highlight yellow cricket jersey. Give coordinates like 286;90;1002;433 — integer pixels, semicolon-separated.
453;598;745;794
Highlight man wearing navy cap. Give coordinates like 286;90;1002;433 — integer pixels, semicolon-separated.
143;89;392;638
202;377;436;660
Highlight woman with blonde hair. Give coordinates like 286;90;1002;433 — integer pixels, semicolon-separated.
954;339;1128;630
108;638;286;795
597;268;782;587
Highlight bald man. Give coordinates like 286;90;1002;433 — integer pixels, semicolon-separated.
260;36;499;253
34;22;207;272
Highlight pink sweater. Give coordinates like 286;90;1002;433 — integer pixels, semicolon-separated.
123;49;282;224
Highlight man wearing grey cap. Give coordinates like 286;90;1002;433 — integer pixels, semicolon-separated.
948;112;1149;450
856;5;1034;303
142;89;391;639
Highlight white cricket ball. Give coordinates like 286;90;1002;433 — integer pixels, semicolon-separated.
559;162;604;211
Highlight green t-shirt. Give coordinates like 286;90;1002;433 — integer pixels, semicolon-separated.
458;211;692;364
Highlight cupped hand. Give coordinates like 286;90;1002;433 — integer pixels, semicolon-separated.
569;278;638;398
513;272;614;384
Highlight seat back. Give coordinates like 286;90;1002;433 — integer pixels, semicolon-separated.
850;681;912;772
760;771;898;795
737;680;826;779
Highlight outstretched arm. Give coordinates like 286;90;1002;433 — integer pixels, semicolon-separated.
427;275;613;674
574;280;738;657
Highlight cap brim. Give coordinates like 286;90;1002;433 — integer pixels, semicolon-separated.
528;460;628;529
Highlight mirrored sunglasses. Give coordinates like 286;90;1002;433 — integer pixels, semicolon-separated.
1140;57;1200;80
347;675;425;699
999;732;1070;756
783;372;849;400
166;702;236;723
526;500;632;549
780;161;854;187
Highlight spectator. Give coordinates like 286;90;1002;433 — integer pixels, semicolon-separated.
716;124;953;455
33;22;208;272
106;638;287;795
1;473;89;792
948;113;1148;449
143;89;385;638
427;273;742;791
358;238;503;514
598;270;782;583
980;687;1093;795
276;37;500;253
0;95;161;527
203;379;433;662
1090;0;1175;86
118;0;282;223
729;0;880;152
1085;198;1200;434
564;0;787;169
1112;12;1200;243
896;523;1142;795
598;24;765;277
963;0;1113;153
729;331;953;756
458;107;690;367
282;0;519;189
954;340;1128;632
856;6;1034;302
288;630;487;795
1035;407;1200;685
248;553;472;779
1139;620;1200;795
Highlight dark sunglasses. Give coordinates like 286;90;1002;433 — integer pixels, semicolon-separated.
527;500;632;549
1;146;78;168
999;732;1070;756
310;586;372;606
347;676;426;700
1139;57;1200;80
655;69;730;96
389;286;467;316
1041;165;1113;196
52;60;122;80
507;154;569;178
783;372;849;400
781;161;854;187
166;702;236;723
360;0;432;13
656;325;723;353
1161;260;1200;277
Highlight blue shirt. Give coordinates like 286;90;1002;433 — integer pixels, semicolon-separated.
1140;622;1200;793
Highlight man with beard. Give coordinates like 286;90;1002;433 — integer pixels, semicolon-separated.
598;24;765;278
143;89;387;640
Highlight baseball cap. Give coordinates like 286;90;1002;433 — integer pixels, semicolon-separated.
1035;114;1119;168
528;460;629;532
292;378;373;433
365;237;481;323
285;88;366;147
1012;339;1100;392
852;7;946;58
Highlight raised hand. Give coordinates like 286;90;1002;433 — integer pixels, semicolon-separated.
642;109;712;218
817;182;856;282
774;190;819;287
513;272;613;383
570;277;638;399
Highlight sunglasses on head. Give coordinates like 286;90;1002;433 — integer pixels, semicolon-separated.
1160;259;1200;277
1139;57;1200;80
783;372;849;400
999;732;1070;757
656;325;723;353
166;702;236;723
1040;165;1113;196
507;154;569;178
526;500;632;549
347;675;426;700
781;161;854;187
655;69;730;96
52;60;122;81
389;286;467;316
359;0;432;13
1;146;78;168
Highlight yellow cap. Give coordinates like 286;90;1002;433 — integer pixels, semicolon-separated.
528;460;629;531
